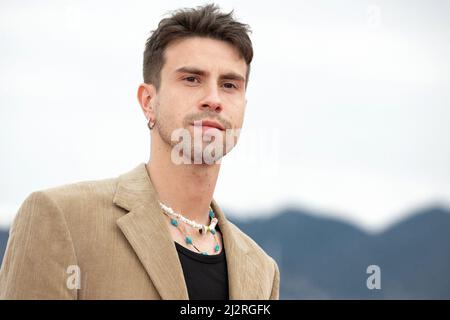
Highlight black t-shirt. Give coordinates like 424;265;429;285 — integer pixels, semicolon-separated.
175;234;229;300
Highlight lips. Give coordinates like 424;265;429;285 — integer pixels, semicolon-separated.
192;120;225;131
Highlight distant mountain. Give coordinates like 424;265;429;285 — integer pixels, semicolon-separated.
230;205;450;299
0;205;449;299
0;229;7;266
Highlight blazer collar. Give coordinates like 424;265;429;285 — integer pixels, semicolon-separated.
113;163;261;300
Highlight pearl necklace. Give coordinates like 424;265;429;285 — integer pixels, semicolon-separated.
159;201;220;255
159;202;218;235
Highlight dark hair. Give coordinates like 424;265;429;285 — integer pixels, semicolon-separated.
143;3;253;89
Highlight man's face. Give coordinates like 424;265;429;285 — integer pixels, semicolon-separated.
151;36;248;163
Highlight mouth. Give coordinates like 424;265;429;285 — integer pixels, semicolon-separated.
191;120;225;131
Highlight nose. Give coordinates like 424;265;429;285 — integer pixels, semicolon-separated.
199;83;222;113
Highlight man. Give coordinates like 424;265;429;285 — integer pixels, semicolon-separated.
0;4;280;300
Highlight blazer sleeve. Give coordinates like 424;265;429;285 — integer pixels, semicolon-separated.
269;258;280;300
0;191;78;299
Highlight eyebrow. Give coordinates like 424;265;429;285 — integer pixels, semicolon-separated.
174;66;246;83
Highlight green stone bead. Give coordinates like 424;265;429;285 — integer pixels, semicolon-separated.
210;228;216;235
209;210;215;219
171;219;178;227
185;236;193;245
214;244;220;252
202;252;208;255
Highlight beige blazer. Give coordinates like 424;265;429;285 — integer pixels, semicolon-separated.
0;163;280;299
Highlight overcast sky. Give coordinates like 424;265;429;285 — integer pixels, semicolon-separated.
1;0;449;232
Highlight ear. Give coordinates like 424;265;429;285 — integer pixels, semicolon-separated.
137;83;157;121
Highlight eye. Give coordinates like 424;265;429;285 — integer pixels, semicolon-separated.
223;82;237;89
183;76;200;83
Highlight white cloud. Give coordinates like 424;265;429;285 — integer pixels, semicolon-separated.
1;0;449;231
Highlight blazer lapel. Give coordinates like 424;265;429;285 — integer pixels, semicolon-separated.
211;199;266;299
113;164;189;300
113;163;265;300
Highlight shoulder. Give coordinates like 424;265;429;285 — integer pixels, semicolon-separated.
26;176;119;210
14;175;121;235
41;175;118;199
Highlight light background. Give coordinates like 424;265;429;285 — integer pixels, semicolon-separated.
1;0;449;232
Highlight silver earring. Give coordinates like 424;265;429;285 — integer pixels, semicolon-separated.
148;120;155;130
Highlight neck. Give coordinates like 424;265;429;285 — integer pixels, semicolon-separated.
146;135;221;226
